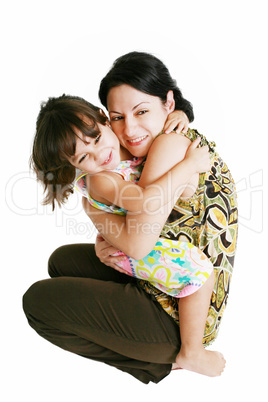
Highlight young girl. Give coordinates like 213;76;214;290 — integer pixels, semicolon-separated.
31;94;225;376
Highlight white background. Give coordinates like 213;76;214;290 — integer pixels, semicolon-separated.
2;0;267;400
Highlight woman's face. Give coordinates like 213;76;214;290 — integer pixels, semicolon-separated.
107;85;174;157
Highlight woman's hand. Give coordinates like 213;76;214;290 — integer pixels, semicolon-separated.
95;233;128;273
163;110;189;134
185;137;211;173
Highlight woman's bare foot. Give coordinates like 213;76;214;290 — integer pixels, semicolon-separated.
175;348;226;377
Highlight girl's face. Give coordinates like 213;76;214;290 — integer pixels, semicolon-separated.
68;117;122;174
107;84;175;157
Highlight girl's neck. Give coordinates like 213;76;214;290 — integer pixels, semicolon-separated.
120;146;134;161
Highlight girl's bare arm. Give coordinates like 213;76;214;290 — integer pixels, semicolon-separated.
84;138;210;259
138;132;199;199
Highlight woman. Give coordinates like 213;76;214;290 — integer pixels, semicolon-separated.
94;52;238;348
23;52;237;384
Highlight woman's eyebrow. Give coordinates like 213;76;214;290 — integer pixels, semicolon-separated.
109;102;150;114
132;102;150;111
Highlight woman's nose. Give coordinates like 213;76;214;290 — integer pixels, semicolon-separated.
123;117;137;138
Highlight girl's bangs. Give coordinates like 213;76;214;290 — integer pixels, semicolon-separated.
59;114;100;160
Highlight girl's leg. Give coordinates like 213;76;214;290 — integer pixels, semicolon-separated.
175;270;226;376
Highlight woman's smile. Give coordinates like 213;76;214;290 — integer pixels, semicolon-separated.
127;135;149;146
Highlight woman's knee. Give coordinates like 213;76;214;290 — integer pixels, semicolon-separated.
48;245;69;277
23;280;48;318
23;278;65;327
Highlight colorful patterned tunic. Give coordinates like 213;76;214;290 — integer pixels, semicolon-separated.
139;129;238;346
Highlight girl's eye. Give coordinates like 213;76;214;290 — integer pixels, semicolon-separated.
95;134;101;144
79;154;87;164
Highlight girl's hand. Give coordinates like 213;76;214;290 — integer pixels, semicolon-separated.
95;233;128;273
164;110;189;134
185;138;211;173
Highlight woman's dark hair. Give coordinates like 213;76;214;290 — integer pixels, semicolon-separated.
30;94;107;209
99;51;194;122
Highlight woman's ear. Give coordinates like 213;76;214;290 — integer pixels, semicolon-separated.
99;108;108;118
165;90;175;113
99;108;111;126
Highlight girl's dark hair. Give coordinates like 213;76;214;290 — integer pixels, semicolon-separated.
99;51;194;122
30;94;107;209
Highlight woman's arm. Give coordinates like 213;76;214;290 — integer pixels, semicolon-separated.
94;233;128;272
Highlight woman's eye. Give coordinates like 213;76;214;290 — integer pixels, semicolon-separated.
137;110;148;116
111;116;123;121
95;134;101;144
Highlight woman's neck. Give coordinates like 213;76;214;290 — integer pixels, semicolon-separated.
120;146;134;161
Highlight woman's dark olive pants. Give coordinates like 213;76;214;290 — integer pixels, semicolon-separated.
23;244;181;384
